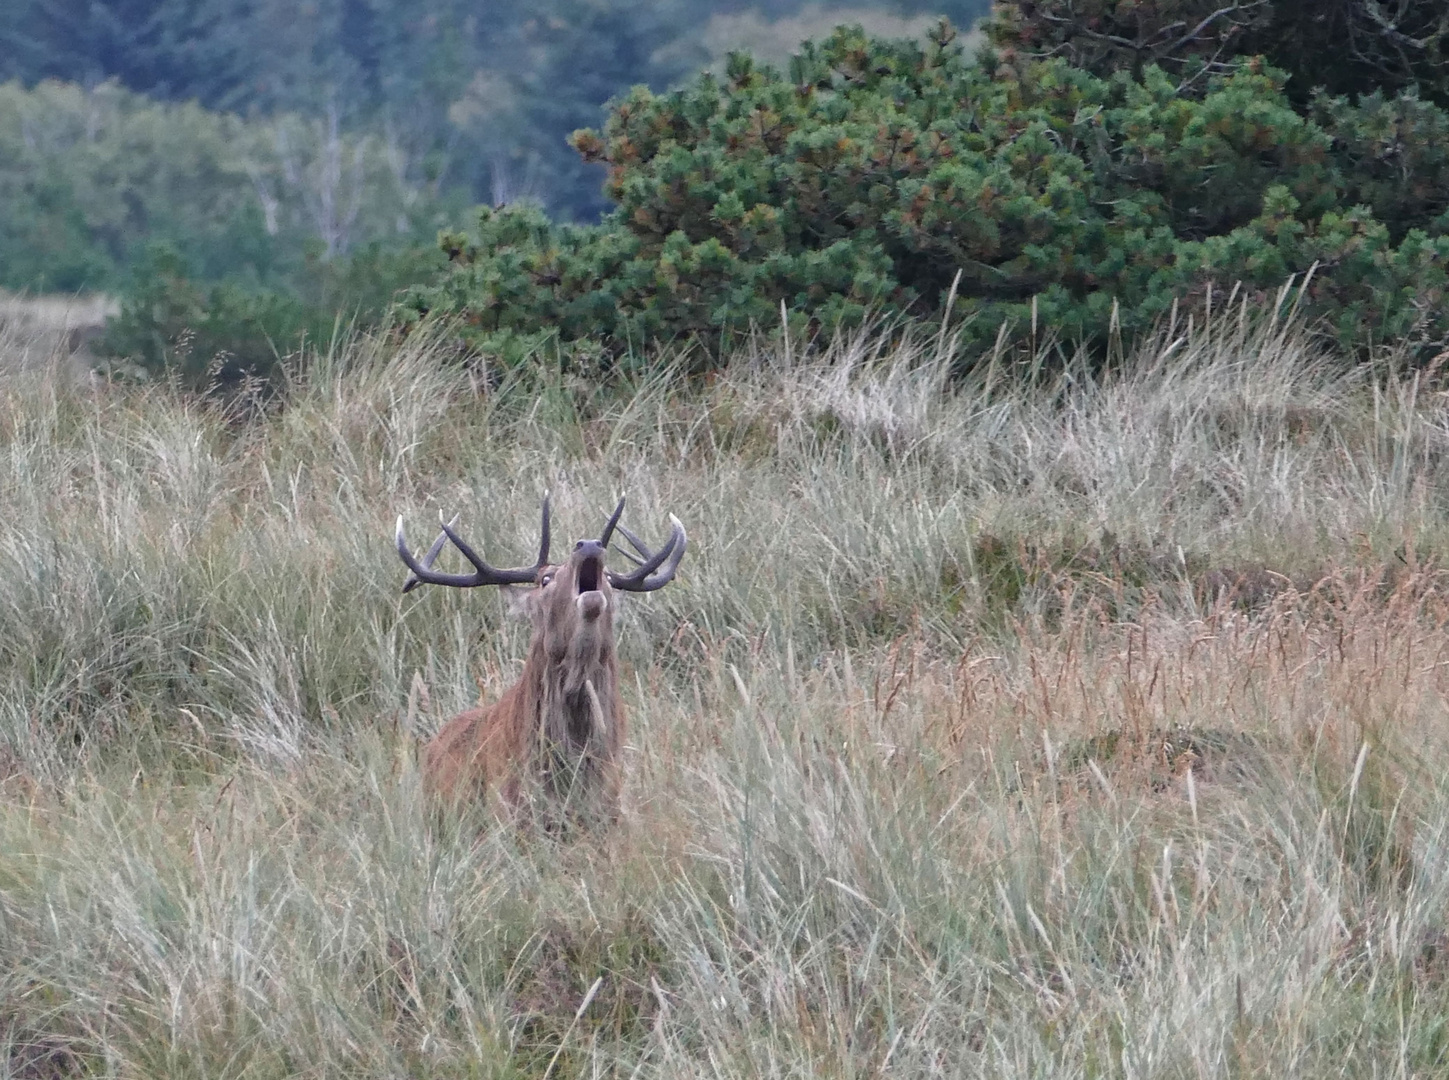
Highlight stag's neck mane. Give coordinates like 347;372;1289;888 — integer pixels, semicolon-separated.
521;634;620;756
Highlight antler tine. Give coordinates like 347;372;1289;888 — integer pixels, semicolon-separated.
535;490;552;569
598;495;625;549
396;494;552;591
617;519;654;559
401;514;460;594
609;541;646;567
607;515;687;593
605;498;667;567
613;522;673;577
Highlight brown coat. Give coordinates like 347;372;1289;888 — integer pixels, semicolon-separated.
396;496;685;826
423;578;623;819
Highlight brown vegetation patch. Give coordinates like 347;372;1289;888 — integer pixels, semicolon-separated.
1058;725;1274;791
5;1034;83;1080
506;911;664;1066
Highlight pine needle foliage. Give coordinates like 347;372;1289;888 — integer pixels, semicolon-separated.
405;22;1449;373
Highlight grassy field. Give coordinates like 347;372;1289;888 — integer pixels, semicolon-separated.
4;297;1449;1077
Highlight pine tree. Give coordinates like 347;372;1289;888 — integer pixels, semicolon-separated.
986;0;1448;106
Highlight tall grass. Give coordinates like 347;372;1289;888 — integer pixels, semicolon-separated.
4;305;1449;1076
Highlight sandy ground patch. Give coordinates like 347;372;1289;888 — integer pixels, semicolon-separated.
0;291;117;379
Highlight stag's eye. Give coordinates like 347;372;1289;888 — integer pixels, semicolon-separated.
540;573;554;587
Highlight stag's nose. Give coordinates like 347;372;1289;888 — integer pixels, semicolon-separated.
574;539;605;557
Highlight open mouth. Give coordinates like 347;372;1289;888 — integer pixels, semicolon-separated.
576;555;602;594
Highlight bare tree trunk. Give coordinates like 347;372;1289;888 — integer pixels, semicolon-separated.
274;99;367;259
244;162;281;236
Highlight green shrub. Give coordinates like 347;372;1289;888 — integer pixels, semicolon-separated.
1313;89;1449;241
404;24;1449;370
102;243;447;388
0;164;115;292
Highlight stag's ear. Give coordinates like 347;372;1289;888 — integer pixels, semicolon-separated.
501;584;541;619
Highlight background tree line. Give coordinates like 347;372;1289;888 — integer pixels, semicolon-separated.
2;0;1445;385
0;0;986;227
0;1;984;379
0;78;464;291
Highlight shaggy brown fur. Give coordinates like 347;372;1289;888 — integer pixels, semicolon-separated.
424;547;624;819
396;498;684;825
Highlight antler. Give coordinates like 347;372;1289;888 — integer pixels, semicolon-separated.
598;496;625;550
607;513;687;593
400;513;460;593
397;494;552;592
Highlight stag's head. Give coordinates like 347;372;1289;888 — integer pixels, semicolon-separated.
533;535;612;652
395;494;686;669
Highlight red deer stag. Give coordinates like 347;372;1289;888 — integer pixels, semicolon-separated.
395;495;685;822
